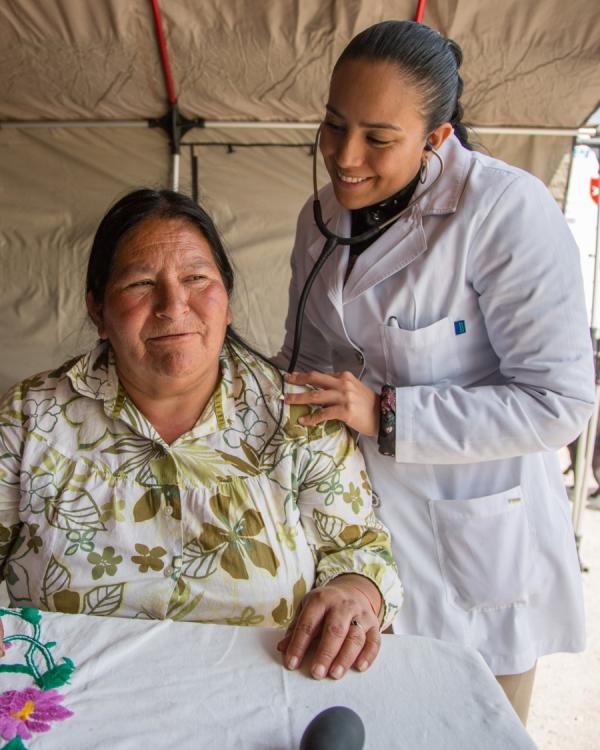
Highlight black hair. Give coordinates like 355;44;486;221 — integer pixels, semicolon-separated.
86;188;234;304
335;20;472;150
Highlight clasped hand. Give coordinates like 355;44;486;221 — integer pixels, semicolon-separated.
277;574;382;680
284;370;380;436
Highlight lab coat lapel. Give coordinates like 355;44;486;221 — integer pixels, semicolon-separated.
342;208;428;303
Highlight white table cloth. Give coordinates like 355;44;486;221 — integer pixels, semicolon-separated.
0;607;536;749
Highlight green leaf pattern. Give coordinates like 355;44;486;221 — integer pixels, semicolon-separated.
0;341;403;628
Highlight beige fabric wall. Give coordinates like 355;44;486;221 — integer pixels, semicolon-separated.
0;126;329;389
1;0;599;392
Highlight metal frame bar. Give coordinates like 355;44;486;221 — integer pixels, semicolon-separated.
1;120;598;138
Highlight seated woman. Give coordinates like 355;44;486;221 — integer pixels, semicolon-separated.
0;189;403;681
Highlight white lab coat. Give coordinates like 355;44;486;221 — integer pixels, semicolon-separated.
278;134;595;675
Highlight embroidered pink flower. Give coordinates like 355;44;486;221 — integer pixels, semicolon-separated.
0;688;73;741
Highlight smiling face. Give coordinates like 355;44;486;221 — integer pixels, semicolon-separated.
87;217;231;396
320;58;450;210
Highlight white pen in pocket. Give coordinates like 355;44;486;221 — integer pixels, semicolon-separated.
387;316;400;327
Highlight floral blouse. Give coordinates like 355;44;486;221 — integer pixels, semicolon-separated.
0;341;403;628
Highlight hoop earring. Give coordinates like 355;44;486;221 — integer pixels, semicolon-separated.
419;157;429;184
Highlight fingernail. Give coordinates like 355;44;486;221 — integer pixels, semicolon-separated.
312;664;326;680
330;665;344;679
287;656;299;670
357;660;369;672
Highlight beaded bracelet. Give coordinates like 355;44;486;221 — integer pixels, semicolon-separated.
378;384;396;457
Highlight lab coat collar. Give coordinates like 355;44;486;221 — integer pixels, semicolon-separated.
410;132;470;217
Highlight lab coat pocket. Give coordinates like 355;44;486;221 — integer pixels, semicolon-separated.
429;486;535;612
380;316;460;385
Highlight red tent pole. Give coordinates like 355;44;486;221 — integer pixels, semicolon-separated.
150;0;177;105
149;0;181;188
415;0;427;23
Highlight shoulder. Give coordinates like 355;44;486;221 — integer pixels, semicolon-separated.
439;134;548;205
0;355;82;433
462;145;551;207
1;358;79;406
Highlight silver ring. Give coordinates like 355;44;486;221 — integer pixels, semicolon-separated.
350;617;364;630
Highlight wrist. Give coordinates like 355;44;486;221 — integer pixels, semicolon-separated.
378;384;396;456
329;574;382;618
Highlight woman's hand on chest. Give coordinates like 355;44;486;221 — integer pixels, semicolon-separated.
284;370;380;436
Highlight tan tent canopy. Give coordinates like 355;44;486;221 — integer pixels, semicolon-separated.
1;0;599;391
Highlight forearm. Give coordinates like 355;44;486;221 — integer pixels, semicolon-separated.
392;381;594;465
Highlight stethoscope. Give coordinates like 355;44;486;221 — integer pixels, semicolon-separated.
287;124;446;372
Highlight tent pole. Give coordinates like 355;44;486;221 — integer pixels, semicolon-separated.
150;0;177;106
1;121;597;137
172;153;180;192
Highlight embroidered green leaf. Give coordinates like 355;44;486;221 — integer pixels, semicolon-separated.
41;556;71;607
45;490;106;532
3;733;28;749
19;607;41;625
82;583;125;616
181;540;219;579
313;509;345;544
36;657;76;690
133;488;163;522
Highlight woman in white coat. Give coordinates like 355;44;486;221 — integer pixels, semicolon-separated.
277;20;595;723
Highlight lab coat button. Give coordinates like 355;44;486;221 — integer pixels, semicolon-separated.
164;505;174;516
164;566;173;577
